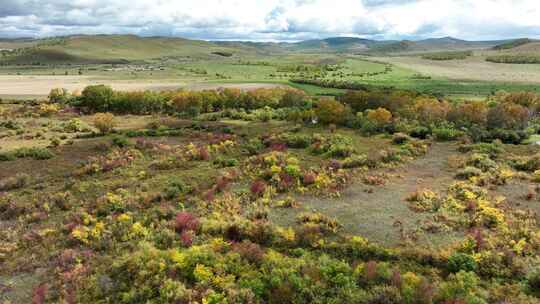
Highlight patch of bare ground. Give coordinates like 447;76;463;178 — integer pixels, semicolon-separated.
0;138;109;180
270;143;462;247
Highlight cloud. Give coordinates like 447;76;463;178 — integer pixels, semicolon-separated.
0;0;539;41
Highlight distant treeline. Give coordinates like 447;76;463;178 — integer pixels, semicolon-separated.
486;54;540;64
492;38;532;50
421;51;472;61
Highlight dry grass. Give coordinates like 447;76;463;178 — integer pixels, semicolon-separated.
374;55;540;83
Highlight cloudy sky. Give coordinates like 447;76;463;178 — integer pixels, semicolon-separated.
1;0;539;41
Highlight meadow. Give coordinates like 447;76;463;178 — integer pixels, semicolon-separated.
2;35;540;303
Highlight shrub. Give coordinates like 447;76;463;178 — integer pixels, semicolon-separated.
0;173;29;191
414;98;449;124
174;212;200;233
392;132;410;144
410;126;430;139
448;101;488;127
93;113;116;134
38;103;60;116
171;91;203;116
111;135;132;148
447;253;477;273
455;166;482;179
487;102;529;130
165;179;191;199
80;85;115;112
279;89;308;107
315;98;348;125
526;267;540;294
48;88;70;103
0;147;55;161
250;180;267;197
366;107;392;129
432;125;462;141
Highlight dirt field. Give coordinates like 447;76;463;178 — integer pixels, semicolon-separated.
0;75;286;99
375;55;540;83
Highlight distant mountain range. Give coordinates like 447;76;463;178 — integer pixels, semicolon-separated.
0;34;537;64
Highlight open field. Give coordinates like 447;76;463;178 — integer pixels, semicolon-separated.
2;82;540;302
4;34;540;303
0;75;288;99
375;54;540;84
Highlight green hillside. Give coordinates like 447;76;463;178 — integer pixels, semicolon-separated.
0;35;261;64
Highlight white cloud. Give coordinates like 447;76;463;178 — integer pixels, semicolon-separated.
0;0;539;40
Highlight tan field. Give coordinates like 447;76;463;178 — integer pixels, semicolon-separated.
0;75;286;99
374;55;540;83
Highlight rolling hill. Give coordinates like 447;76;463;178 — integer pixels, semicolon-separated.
0;35;265;64
0;34;527;65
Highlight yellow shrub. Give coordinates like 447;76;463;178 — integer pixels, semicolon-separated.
366;107;392;126
39;103;60;116
93;112;116;133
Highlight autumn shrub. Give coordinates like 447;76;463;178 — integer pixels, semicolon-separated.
250;180;267;197
366;107;393;129
175;212;200;234
315;98;348;125
279;89;308;107
487;102;529;130
310;134;355;158
414;98;450;124
93;113;116;134
448;101;488;127
38;103;60;116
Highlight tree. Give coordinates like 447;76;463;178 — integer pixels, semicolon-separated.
315;98;348;125
48;88;70;103
487;102;529;130
279;89;308;108
81;85;115;112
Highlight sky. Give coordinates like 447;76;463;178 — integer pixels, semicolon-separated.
1;0;540;41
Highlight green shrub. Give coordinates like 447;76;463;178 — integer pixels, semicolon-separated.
410;126;430;139
111;135;133;148
447;253;477;273
432;126;462;141
79;85;115;112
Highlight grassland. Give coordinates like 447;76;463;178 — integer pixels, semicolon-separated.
3;85;540;302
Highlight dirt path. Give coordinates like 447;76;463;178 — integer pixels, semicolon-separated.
271;143;461;246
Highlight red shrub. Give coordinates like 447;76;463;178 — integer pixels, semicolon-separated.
198;146;210;161
278;172;295;192
364;261;378;282
270;142;287;152
215;175;231;192
302;172;316;185
175;212;199;233
180;230;194;247
250;180;267;197
232;240;265;264
32;284;48;304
